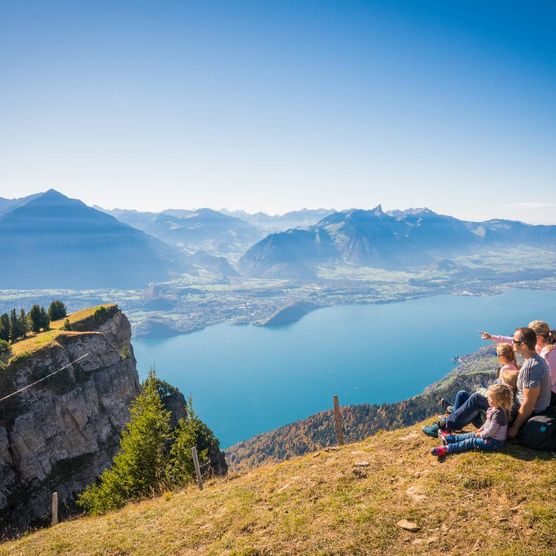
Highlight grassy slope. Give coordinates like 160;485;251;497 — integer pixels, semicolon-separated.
8;305;116;358
2;420;554;556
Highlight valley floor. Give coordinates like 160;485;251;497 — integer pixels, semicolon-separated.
2;419;554;555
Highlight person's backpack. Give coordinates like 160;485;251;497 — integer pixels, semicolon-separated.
518;410;556;451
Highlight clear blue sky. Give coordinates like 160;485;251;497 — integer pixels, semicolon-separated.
1;1;555;222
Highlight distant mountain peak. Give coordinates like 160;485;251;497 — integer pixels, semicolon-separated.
41;188;68;199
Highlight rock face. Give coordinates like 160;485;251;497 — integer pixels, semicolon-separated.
0;308;140;538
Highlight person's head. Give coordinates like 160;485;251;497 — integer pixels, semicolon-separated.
487;383;513;416
513;327;537;355
500;368;518;391
496;343;517;368
528;320;551;347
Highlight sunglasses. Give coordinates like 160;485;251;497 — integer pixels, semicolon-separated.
512;339;523;345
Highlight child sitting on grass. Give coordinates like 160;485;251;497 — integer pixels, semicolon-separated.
431;384;513;462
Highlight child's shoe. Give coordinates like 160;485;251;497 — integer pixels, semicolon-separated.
431;445;448;463
422;418;447;438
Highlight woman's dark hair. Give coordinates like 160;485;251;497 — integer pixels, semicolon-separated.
515;327;537;351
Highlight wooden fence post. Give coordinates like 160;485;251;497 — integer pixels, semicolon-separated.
191;446;204;490
51;492;59;526
333;395;345;446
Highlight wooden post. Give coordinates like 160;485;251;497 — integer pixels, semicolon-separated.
51;492;59;526
333;395;344;446
191;446;204;490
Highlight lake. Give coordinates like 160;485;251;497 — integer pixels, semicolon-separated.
134;289;556;448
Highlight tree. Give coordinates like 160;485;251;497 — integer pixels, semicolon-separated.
0;313;9;342
8;308;25;342
9;309;17;341
39;306;50;330
29;305;50;333
166;396;218;487
78;370;172;514
28;305;41;333
18;309;29;338
48;300;67;321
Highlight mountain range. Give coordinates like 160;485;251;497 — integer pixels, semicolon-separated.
0;190;186;289
239;205;556;278
104;207;263;258
2;190;556;289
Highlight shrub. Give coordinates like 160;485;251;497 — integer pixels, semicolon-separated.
93;306;108;323
63;319;72;331
0;339;11;358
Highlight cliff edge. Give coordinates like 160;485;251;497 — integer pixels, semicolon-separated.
0;306;140;537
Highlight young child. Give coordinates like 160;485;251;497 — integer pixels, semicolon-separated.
431;384;513;462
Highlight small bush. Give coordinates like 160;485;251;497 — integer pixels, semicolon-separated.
0;339;11;357
63;319;72;331
93;306;109;323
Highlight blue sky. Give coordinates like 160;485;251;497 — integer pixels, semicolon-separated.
0;1;554;222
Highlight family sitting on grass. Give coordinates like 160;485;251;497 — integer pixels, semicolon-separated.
424;320;556;462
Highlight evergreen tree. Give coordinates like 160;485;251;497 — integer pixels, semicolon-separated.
39;306;50;330
18;309;29;338
48;300;67;321
167;396;219;487
29;305;50;333
28;305;43;333
9;309;18;341
0;313;9;342
78;370;172;514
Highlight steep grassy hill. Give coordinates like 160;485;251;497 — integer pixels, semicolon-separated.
1;419;554;555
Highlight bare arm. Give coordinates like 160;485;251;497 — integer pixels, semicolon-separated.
508;387;540;438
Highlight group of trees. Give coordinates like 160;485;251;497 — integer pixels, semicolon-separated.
0;300;67;342
78;371;221;515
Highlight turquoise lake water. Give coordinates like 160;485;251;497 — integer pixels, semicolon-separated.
134;289;556;448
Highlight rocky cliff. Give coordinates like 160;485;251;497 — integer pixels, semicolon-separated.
0;307;140;537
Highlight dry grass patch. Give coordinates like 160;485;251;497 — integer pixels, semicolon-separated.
8;304;116;359
1;420;555;555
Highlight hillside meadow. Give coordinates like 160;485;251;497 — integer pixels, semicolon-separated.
1;419;554;555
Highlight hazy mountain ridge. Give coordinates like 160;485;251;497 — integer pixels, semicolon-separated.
221;208;336;230
103;207;263;259
239;205;556;278
0;190;188;289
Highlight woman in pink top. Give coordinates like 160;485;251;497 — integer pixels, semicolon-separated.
481;320;556;407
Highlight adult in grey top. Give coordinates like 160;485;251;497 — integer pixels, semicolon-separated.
516;353;551;412
509;327;552;438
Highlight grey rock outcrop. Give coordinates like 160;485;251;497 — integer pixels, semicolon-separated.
0;308;140;538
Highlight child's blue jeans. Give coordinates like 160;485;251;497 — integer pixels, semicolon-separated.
444;432;503;454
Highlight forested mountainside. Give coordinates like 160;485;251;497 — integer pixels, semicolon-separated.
226;347;497;471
